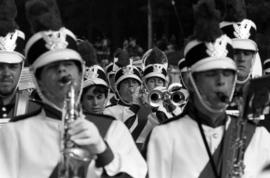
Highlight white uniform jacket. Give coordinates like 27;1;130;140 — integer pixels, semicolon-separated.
104;103;139;136
0;109;147;178
0;91;40;126
137;105;183;144
147;114;270;178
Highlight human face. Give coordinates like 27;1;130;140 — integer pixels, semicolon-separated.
82;86;107;114
0;63;22;97
38;60;81;107
193;69;235;110
118;78;140;103
146;77;165;91
233;49;255;81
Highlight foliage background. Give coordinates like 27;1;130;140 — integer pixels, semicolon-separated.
15;0;270;61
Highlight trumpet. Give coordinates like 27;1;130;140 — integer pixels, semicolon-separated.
148;83;189;107
58;79;92;178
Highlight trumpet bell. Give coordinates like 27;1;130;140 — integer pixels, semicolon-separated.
148;90;163;107
171;91;185;105
168;83;189;106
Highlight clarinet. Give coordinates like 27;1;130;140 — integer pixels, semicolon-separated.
58;80;92;178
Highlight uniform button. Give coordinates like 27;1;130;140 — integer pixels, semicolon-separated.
2;107;6;111
3;113;7;117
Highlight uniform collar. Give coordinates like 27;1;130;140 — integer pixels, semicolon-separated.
118;100;131;107
186;102;227;128
0;94;16;118
33;99;62;120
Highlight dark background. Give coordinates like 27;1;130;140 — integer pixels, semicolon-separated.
15;0;270;62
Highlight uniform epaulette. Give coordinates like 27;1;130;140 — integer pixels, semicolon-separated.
162;111;186;125
84;112;115;138
11;107;42;122
105;103;116;108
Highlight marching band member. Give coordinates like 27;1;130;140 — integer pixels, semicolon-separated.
146;1;270;177
0;0;39;125
82;65;110;114
142;47;168;91
104;60;144;142
142;48;186;117
81;64;147;177
0;0;146;177
137;47;185;145
220;0;262;118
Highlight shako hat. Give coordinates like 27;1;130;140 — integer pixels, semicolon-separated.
25;0;83;74
84;65;109;88
184;0;236;72
0;0;25;63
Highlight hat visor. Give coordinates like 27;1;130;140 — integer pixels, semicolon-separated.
83;79;108;88
115;74;142;87
233;39;258;51
191;57;237;72
143;73;167;82
32;49;82;71
0;52;24;63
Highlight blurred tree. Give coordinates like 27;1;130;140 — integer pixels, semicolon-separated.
14;0;270;56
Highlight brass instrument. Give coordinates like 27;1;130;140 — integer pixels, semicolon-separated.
58;80;92;178
148;83;188;107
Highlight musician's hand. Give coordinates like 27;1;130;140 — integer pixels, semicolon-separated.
68;117;107;155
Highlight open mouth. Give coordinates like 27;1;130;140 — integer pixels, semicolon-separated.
237;65;246;70
59;75;72;87
216;92;229;103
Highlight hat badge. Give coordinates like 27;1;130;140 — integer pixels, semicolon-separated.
153;64;164;73
233;19;254;39
84;66;99;80
206;35;230;58
0;31;18;51
43;28;68;50
123;66;134;75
